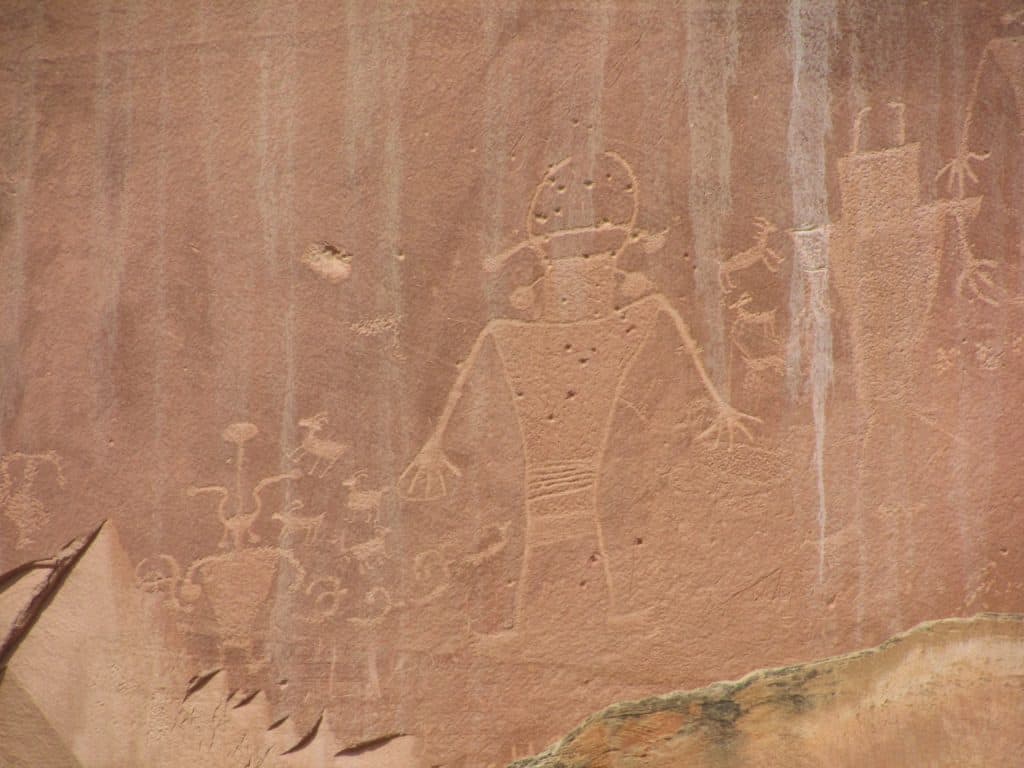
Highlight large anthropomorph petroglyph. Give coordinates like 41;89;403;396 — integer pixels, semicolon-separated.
399;151;759;633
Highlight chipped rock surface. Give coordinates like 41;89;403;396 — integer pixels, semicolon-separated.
1;1;1023;766
511;614;1024;768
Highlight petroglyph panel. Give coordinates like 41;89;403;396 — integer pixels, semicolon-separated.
1;2;1022;766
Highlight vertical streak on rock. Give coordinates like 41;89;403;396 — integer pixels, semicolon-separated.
152;32;172;521
585;3;612;191
944;9;974;612
93;0;134;454
480;3;512;318
91;2;111;452
0;4;43;436
342;0;370;186
380;4;411;490
254;3;299;470
786;0;835;584
684;0;738;389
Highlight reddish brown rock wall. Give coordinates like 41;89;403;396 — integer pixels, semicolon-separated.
1;1;1022;765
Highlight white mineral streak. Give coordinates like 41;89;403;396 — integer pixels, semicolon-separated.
786;0;835;583
685;0;739;389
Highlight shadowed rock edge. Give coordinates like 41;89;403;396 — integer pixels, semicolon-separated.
508;612;1024;767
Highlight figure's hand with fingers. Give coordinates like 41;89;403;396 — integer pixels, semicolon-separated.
957;255;1000;306
398;437;461;501
935;144;990;199
698;402;761;450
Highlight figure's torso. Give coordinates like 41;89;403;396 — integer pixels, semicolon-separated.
489;296;661;473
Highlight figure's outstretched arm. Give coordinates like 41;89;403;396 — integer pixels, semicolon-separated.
654;294;760;448
399;324;496;500
435;326;494;438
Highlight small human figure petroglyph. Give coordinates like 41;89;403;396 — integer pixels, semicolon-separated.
718;217;783;291
290;413;348;478
0;451;65;549
271;499;325;545
300;242;352;283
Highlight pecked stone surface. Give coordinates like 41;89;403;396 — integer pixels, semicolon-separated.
1;1;1023;765
509;613;1024;768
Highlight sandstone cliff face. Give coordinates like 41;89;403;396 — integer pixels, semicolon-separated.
512;614;1024;768
1;1;1022;765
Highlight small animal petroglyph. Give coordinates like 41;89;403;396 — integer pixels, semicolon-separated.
347;585;393;627
342;470;385;523
344;527;391;575
741;355;786;391
290;413;348;478
271;499;325;545
1013;334;1024;356
718;217;783;291
933;346;961;373
304;576;346;621
410;548;451;605
729;292;778;341
300;241;352;283
0;451;66;549
465;521;511;566
974;342;1004;370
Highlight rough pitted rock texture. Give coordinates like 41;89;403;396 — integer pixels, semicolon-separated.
511;614;1024;768
1;1;1023;765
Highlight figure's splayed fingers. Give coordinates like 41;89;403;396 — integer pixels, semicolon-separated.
398;440;461;501
957;256;1001;306
442;455;462;478
698;405;761;451
936;149;990;198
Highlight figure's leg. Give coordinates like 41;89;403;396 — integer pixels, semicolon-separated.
595;500;649;627
512;515;533;632
592;509;616;615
